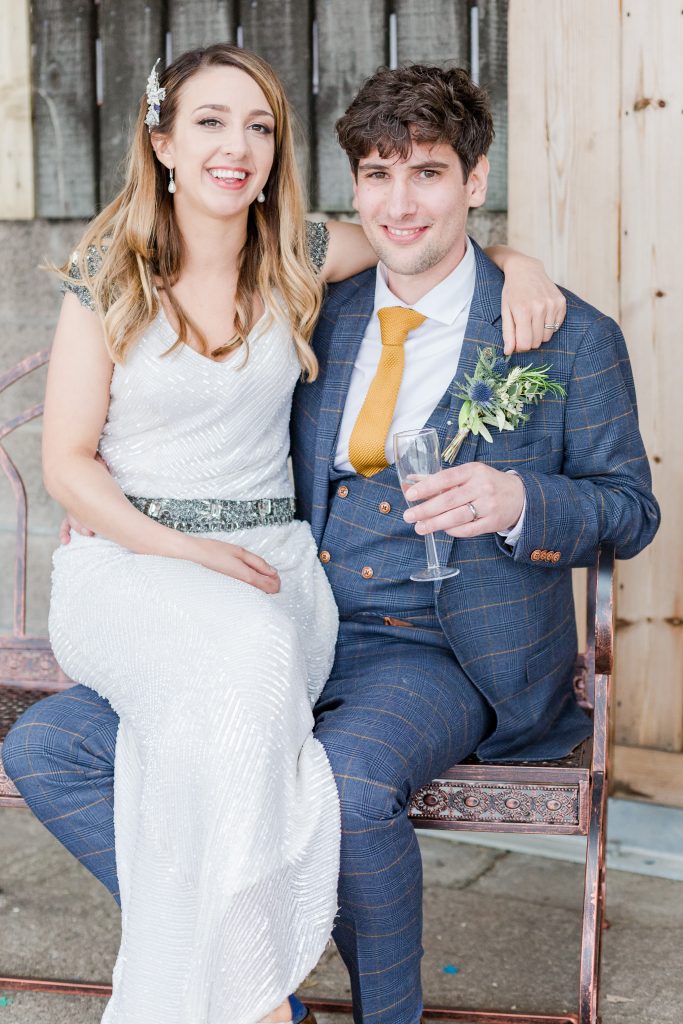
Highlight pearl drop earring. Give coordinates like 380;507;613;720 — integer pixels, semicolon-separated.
257;190;266;203
168;168;176;194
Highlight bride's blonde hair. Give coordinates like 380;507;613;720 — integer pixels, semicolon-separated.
58;44;321;377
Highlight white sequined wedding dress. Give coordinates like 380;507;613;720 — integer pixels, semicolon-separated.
48;299;341;1024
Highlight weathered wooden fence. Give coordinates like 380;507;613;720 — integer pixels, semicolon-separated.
0;0;508;219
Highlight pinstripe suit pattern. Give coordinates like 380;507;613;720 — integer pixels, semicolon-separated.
4;241;658;1024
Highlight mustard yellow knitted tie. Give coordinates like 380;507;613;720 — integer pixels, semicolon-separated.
348;306;426;477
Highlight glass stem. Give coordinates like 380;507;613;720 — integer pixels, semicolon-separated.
424;532;441;571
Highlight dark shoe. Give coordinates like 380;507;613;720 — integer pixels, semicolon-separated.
289;994;316;1024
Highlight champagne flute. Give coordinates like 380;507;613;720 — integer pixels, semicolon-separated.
393;427;460;582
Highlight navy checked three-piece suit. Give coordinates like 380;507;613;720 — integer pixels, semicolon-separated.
5;241;659;1024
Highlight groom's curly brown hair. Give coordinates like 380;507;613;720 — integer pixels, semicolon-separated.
335;64;494;182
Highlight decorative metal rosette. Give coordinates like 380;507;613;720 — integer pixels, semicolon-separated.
457;787;493;819
532;788;579;825
409;784;450;817
493;790;534;821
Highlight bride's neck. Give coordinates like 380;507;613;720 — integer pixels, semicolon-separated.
173;203;248;279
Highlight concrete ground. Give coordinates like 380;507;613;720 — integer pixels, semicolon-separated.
1;808;681;1024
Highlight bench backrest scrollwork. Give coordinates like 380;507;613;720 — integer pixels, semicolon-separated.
0;351;72;742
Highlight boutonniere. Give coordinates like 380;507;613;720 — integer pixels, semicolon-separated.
442;346;566;463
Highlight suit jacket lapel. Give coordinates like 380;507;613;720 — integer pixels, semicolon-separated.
443;240;506;466
309;276;375;542
436;241;506;566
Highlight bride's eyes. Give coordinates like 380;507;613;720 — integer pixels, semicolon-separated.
196;118;273;135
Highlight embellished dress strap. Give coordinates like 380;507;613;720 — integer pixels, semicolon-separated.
305;220;329;274
62;227;328;310
61;245;103;311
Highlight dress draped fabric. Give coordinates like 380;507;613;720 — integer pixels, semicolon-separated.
49;307;340;1024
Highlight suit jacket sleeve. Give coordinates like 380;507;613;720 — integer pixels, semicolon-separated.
500;314;660;567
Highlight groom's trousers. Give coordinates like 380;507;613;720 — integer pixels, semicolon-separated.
4;616;490;1024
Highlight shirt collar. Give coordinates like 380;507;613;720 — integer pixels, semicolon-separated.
373;235;476;327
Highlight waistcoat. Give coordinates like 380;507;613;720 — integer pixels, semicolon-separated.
319;386;457;623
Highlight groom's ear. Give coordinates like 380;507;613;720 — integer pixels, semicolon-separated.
467;155;489;210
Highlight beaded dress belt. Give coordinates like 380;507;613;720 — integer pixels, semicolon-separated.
126;495;296;533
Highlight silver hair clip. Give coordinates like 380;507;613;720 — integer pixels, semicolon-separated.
145;58;166;130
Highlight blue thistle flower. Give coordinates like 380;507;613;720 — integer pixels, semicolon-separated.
492;358;509;376
469;379;494;406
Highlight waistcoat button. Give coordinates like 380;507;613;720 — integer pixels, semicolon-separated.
319;550;331;564
379;500;391;514
337;485;349;498
361;566;374;579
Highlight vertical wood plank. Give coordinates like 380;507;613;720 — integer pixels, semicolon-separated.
240;0;313;199
32;0;97;218
394;0;468;66
507;0;620;318
169;0;235;55
99;0;165;206
478;0;507;211
315;0;387;211
613;746;683;808
615;1;683;756
0;0;34;219
508;0;683;805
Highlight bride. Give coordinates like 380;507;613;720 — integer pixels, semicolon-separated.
45;44;348;1024
40;43;564;1024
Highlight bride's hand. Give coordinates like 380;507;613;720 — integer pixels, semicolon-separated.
500;254;567;354
60;513;94;543
192;537;281;593
485;245;567;354
59;452;108;543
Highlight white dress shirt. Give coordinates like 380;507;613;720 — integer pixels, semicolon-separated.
335;238;476;471
333;237;525;544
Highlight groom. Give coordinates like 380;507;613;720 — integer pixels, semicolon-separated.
5;65;658;1024
287;64;659;1022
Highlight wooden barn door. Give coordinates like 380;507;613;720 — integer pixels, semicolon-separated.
509;0;683;808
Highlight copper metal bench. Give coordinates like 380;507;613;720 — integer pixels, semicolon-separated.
0;351;614;1022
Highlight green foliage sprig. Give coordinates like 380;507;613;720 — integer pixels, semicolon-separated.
442;347;566;463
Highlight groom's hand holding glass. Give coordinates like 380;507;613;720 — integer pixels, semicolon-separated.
402;461;526;538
